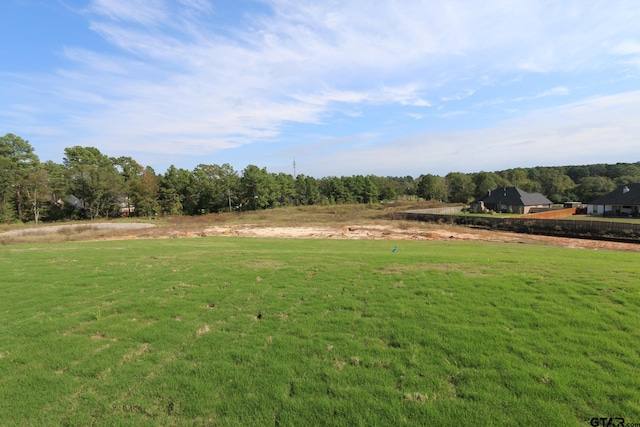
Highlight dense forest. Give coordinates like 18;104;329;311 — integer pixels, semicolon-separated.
2;133;640;223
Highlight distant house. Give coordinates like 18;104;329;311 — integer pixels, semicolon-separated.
118;196;135;217
64;195;84;209
587;183;640;217
59;195;135;217
471;187;553;214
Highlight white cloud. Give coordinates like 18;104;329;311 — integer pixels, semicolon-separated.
537;86;569;97
406;113;424;120
179;0;212;14
298;91;640;177
437;110;468;119
612;39;640;55
514;86;570;102
2;0;640;174
441;89;476;102
88;0;168;26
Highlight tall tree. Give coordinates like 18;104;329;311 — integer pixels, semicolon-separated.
473;171;507;196
445;172;475;203
274;172;296;207
114;156;144;216
392;176;416;201
565;165;591;183
63;146;123;219
240;165;277;210
130;166;160;217
217;163;241;212
538;168;576;203
319;176;349;204
0;133;40;222
361;176;380;204
41;160;70;221
342;176;366;203
20;167;50;224
501;168;540;193
295;174;320;205
0;155;15;222
161;166;196;215
64;146;113;168
574;176;616;203
193;164;223;213
416;174;446;201
370;176;396;202
606;163;640;179
192;163;240;213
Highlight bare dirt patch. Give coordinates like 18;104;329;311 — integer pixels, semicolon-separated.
121;343;150;362
198;224;639;252
1;215;638;251
196;325;210;338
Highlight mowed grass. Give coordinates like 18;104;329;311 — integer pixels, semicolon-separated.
0;237;639;426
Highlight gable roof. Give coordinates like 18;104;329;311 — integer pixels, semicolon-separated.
473;187;552;206
588;183;640;205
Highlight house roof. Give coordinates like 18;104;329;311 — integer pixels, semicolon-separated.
588;183;640;205
66;195;83;209
473;187;553;206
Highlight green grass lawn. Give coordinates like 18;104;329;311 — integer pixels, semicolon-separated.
1;237;639;426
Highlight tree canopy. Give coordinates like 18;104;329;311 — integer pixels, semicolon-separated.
1;132;639;223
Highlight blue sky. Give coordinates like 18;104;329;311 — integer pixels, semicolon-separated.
1;0;639;178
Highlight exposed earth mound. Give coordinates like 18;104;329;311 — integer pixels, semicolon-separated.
1;222;638;252
199;224;639;251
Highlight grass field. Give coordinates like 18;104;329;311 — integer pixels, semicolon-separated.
1;236;639;426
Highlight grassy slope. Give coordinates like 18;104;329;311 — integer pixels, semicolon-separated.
0;237;639;426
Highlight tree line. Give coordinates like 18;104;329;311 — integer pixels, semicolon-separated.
2;133;639;223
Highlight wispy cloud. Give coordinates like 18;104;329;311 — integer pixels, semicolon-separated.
441;89;476;102
611;39;640;55
406;113;424;120
476;86;569;107
1;0;639;174
302;91;640;177
514;86;570;102
88;0;169;26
